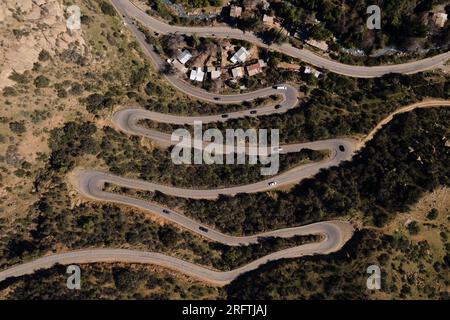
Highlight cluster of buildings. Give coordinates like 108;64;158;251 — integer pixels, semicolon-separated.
172;43;322;85
229;2;287;33
170;45;268;83
228;46;268;79
188;66;221;82
230;58;266;78
169;49;192;73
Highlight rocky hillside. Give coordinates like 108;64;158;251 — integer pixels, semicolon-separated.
0;0;85;89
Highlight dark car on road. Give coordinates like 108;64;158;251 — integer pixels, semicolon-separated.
250;110;257;114
274;104;282;109
214;97;221;101
199;226;209;233
221;114;229;118
162;209;170;214
339;145;345;152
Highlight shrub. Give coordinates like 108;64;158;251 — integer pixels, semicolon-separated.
100;1;116;16
9;121;26;135
407;221;420;235
9;71;28;84
34;75;50;88
3;87;17;97
426;208;438;220
38;50;51;62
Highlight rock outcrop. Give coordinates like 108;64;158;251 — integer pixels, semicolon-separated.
0;0;86;89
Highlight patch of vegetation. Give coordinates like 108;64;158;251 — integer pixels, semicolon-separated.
83;93;116;114
407;221;420;235
34;75;50;88
427;208;439;220
47;121;99;172
141;107;450;234
8;121;26;135
268;0;450;52
226;229;450;299
200;72;450;144
0;263;219;299
8;71;28;84
100;126;325;188
38;49;51;62
99;1;116;16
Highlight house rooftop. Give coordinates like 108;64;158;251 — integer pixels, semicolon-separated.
178;50;192;65
432;12;448;28
230;47;250;64
231;66;244;78
189;67;205;82
229;5;242;18
262;14;274;24
246;59;266;76
207;66;221;79
172;60;188;73
304;66;322;78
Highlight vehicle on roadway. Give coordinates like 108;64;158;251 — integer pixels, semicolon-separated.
214;97;221;101
199;226;209;233
339;145;345;152
162;209;170;214
268;181;277;186
250;110;257;114
274;85;287;90
274;104;282;109
273;147;283;152
221;114;229;118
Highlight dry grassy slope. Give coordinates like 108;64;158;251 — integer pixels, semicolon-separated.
0;0;233;219
0;0;150;219
0;0;85;89
368;187;450;299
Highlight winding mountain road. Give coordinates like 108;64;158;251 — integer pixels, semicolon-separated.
75;138;357;198
2;0;449;288
111;0;450;79
0;220;353;286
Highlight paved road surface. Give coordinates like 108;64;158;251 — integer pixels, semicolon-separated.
3;0;449;286
75;138;357;198
110;0;299;119
111;0;450;78
0;220;353;286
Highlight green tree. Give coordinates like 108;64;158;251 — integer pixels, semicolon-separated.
34;75;50;88
426;208;438;220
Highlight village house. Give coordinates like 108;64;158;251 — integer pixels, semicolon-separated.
189;67;205;82
304;66;322;78
178;49;192;65
246;59;267;76
230;47;250;64
207;66;221;80
229;5;242;18
431;12;448;28
172;59;188;73
231;66;244;78
262;14;274;25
